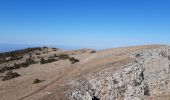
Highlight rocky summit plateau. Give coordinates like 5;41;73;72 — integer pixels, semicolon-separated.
0;45;170;100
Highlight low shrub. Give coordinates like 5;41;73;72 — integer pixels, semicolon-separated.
0;47;42;64
52;48;58;51
40;54;79;64
36;52;40;55
0;66;15;73
13;58;36;69
13;63;21;69
2;71;20;81
0;60;33;73
40;57;58;64
26;58;36;65
33;78;44;84
55;54;80;64
69;57;80;64
47;58;58;62
40;57;46;64
90;50;96;53
56;54;70;60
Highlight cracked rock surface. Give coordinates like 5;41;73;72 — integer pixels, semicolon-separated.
64;46;170;100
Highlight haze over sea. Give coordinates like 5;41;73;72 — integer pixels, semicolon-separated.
0;43;94;52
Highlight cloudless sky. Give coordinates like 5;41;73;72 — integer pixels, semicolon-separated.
0;0;170;50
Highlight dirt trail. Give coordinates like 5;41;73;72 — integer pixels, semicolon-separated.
18;64;78;100
19;54;98;100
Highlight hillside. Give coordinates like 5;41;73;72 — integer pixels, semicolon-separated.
0;45;170;100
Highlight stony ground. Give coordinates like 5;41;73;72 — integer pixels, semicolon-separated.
0;45;170;100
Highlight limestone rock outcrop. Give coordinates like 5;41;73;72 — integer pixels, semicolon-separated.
65;46;170;100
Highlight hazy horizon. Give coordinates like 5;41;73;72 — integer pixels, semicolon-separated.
0;0;170;51
0;43;168;53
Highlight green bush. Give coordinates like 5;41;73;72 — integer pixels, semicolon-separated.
56;54;70;60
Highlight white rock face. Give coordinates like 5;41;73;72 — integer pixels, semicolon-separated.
65;46;170;100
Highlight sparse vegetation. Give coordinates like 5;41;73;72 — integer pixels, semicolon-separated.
69;57;80;64
40;57;58;64
26;58;36;65
40;57;46;64
40;53;79;64
35;52;40;55
55;54;79;64
33;78;44;84
56;54;70;60
13;58;36;69
0;47;42;64
2;71;20;81
0;66;14;73
90;50;96;53
46;57;58;63
52;48;58;51
0;58;36;73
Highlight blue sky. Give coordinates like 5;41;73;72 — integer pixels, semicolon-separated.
0;0;170;50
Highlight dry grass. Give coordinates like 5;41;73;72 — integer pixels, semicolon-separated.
0;45;165;100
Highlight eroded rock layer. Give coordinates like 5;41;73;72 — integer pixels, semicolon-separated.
65;46;170;100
